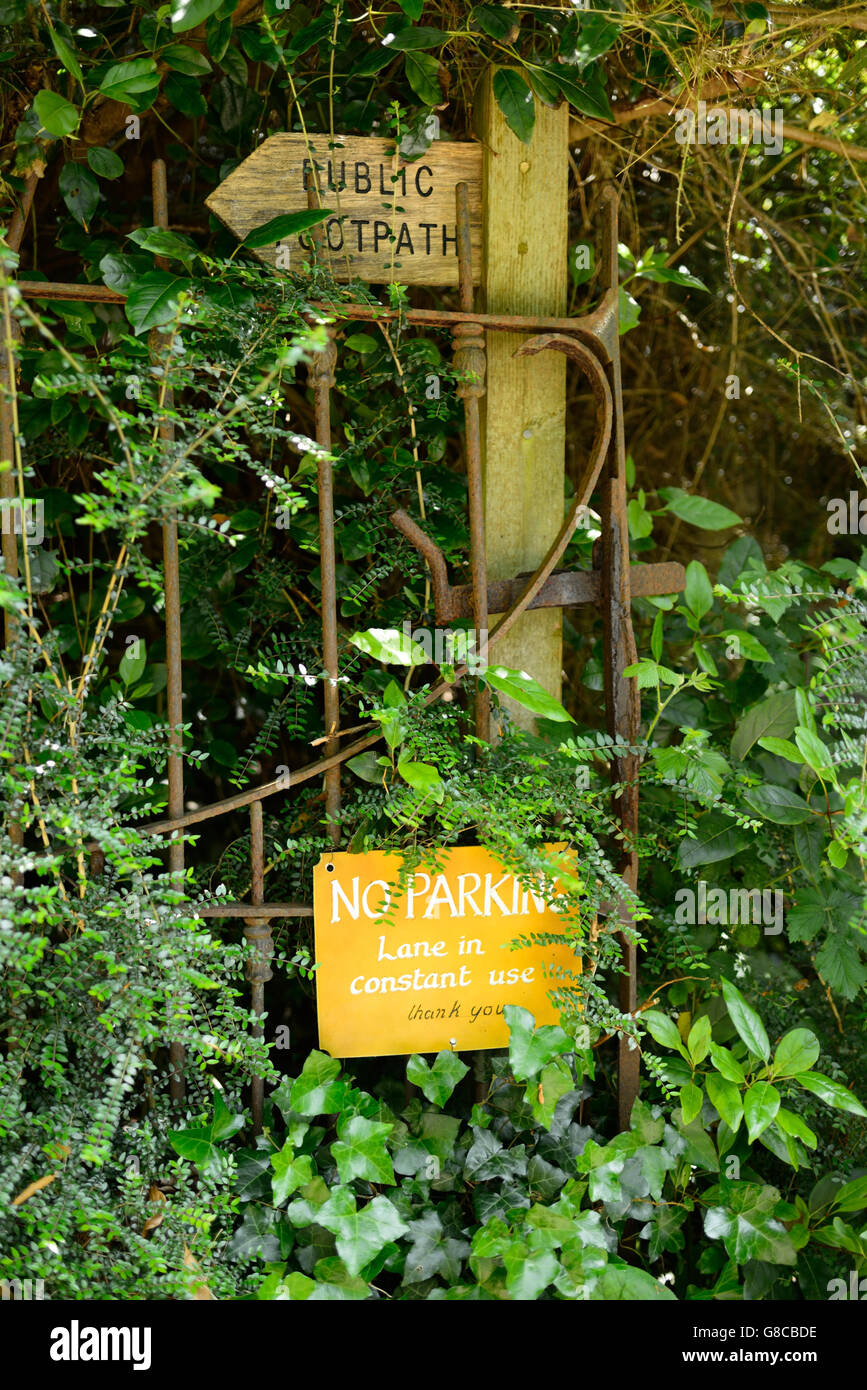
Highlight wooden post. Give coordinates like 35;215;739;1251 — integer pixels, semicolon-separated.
475;69;569;726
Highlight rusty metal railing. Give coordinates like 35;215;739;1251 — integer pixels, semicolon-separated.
3;162;684;1130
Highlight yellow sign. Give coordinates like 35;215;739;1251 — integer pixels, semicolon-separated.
313;846;580;1058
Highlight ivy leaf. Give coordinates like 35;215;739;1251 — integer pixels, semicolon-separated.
403;51;442;105
704;1183;797;1265
332;1116;395;1185
58;163;100;229
721;978;769;1063
171;0;223;33
271;1147;314;1206
484;666;574;722
492;68;535;145
744;1082;780;1142
244;209;333;249
657;487;742;531
33;89;80;138
596;1263;677;1299
526;1057;574;1128
406;1050;469;1106
125;272;191;335
318;1189;408;1278
505;1004;572;1081
289;1050;346;1116
794;1071;867;1117
706;1073;744;1133
771;1029;820;1079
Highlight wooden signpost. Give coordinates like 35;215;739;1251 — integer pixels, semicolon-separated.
313;847;580;1058
205;133;482;287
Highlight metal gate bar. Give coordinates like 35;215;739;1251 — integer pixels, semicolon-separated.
1;170;676;1130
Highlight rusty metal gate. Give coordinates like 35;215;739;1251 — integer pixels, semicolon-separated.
2;159;685;1131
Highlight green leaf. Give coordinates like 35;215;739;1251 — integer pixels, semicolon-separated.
406;1050;469;1106
398;0;425;18
687;1014;712;1065
382;26;449;49
709;1043;746;1085
643;1010;688;1057
744;1082;780;1142
343;333;380;355
162;42;212;74
473;5;519;40
97;58;159;104
832;1174;867;1212
596;1263;677;1300
757;736;803;763
124;272;190;335
332;1116;395;1185
685;560;713;620
271;1147;314;1206
680;1082;703;1125
815;930;867;999
706;1073;744;1132
289;1050;346;1116
165;72;207;117
244;209;333;249
618;287;641;335
731;690;797;761
677;811;749;868
171;0;223;33
721;978;770;1063
657;487;742;531
551;68;613;122
492;68;535;145
794;1071;867;1117
526;1057;574;1128
720;629;771;662
403;51;442;105
794;727;832;774
49;29;84;89
318;1189;408;1278
743;784;813;825
505;1004;572;1081
87;146;124;180
119;641;146;687
128;226;199;272
704;1183;797;1265
349;627;427;665
775;1109;817;1150
58;163;99;229
33;89;80;138
771;1029;820;1079
484;666;574;722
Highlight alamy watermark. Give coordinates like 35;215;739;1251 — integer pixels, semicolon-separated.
0;498;44;545
674;880;783;935
402;622;489;671
675;101;784;156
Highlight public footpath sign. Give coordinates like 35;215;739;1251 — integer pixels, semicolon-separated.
313;846;580;1057
206;133;483;287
